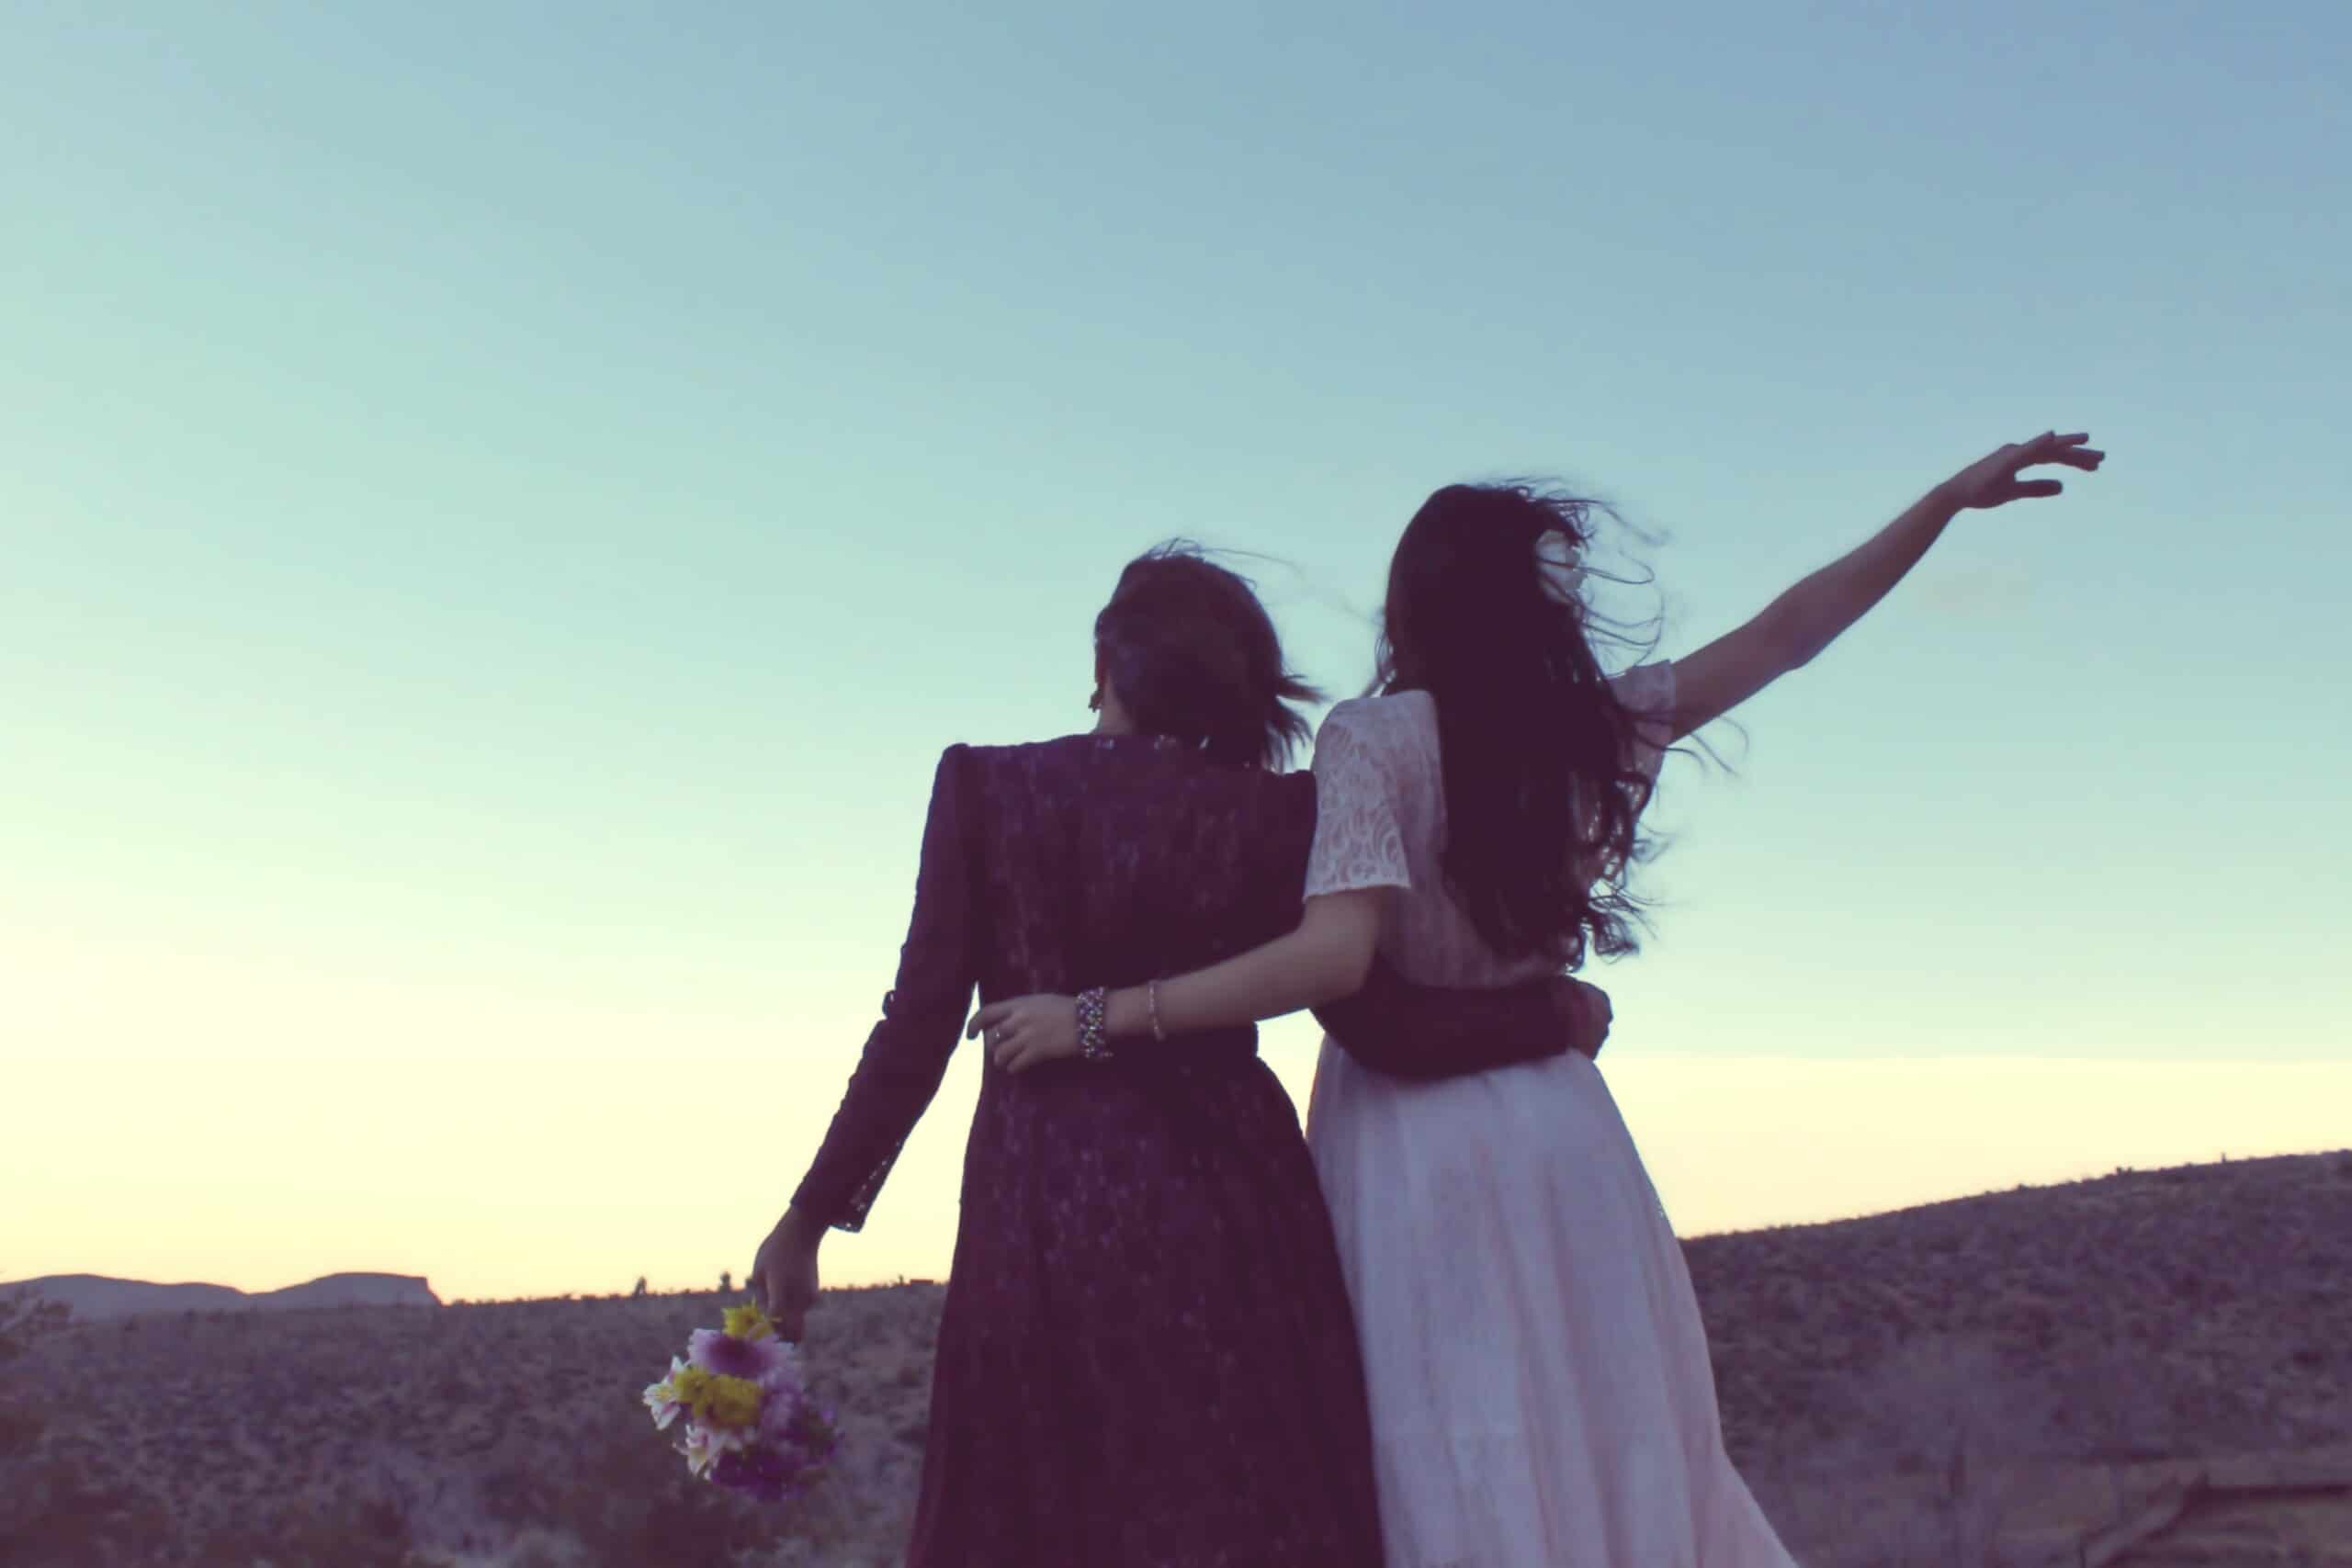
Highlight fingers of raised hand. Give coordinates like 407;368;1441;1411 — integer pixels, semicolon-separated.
1965;431;2101;507
966;1001;1010;1042
2022;431;2103;472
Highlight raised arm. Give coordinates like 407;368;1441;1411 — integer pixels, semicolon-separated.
785;746;982;1235
1667;431;2103;740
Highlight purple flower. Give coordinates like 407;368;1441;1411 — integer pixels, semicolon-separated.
780;1401;842;1465
711;1441;829;1504
688;1326;791;1382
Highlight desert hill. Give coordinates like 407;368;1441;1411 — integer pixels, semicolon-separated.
2;1152;2346;1566
4;1270;441;1321
1689;1149;2351;1465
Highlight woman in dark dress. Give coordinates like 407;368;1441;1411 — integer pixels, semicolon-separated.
752;546;1607;1567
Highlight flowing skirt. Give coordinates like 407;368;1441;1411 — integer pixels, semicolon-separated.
1306;1043;1800;1568
909;1056;1385;1566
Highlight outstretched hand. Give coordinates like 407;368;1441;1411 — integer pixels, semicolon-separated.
1938;431;2104;512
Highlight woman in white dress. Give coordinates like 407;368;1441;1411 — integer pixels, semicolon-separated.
972;431;2103;1565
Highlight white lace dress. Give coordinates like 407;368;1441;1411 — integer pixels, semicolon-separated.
1303;667;1801;1568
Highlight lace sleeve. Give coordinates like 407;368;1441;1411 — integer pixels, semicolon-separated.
1611;660;1679;783
1303;705;1411;900
788;746;980;1234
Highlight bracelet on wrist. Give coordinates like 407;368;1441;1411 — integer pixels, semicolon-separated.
1075;987;1112;1062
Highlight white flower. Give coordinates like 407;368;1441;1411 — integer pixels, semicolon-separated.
677;1424;721;1478
643;1355;686;1430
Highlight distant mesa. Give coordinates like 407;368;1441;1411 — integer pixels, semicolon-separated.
4;1271;441;1322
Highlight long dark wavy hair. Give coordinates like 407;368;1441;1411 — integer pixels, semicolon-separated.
1375;482;1665;966
1095;543;1322;769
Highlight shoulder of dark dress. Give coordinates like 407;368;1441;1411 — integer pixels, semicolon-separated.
954;735;1315;796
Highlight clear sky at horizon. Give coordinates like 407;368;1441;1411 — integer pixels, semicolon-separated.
5;3;2346;1302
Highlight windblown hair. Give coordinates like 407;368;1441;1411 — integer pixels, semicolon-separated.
1095;543;1321;769
1375;482;1664;965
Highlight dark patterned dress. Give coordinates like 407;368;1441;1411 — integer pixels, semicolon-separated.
791;736;1578;1568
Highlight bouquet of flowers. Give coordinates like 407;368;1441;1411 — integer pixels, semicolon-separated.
643;1301;840;1502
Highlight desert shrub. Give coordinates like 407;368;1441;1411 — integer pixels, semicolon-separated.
1752;1333;2048;1567
2045;1340;2199;1462
0;1294;59;1466
496;1528;597;1568
471;1393;801;1568
0;1288;68;1368
0;1458;175;1568
0;1288;77;1557
190;1496;418;1568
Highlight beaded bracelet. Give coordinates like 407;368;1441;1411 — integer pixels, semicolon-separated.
1075;987;1112;1062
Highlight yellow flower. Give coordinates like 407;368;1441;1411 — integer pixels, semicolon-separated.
700;1373;762;1431
671;1367;715;1417
671;1364;762;1431
723;1302;775;1342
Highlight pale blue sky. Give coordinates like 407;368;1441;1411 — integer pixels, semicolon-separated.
4;3;2346;1297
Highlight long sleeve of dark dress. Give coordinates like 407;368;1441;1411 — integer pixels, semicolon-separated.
789;747;978;1234
789;746;1589;1235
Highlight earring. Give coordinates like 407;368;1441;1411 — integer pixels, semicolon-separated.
1087;687;1103;712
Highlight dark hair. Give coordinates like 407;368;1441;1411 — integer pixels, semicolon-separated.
1375;482;1663;966
1094;542;1321;769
